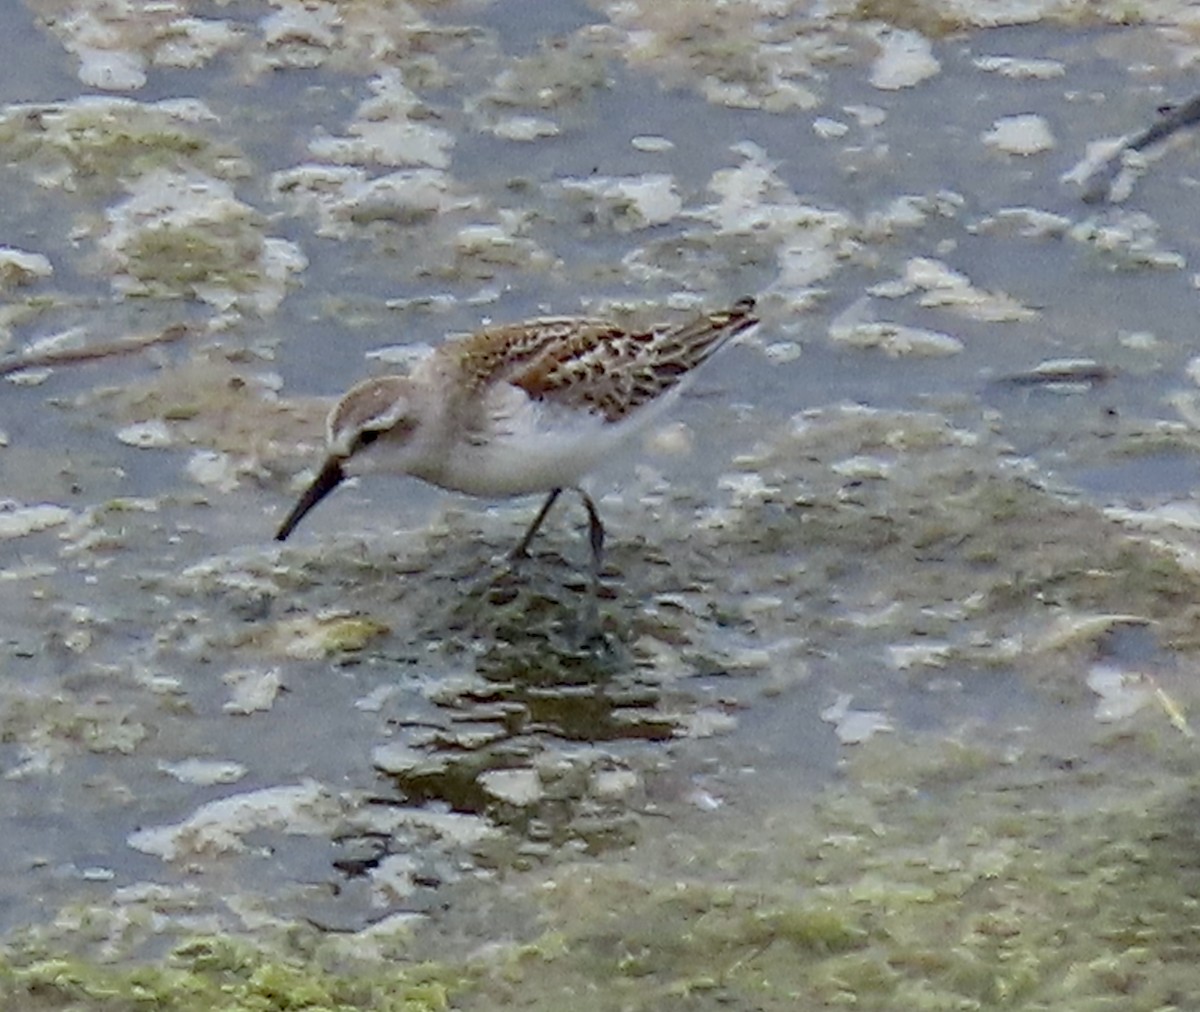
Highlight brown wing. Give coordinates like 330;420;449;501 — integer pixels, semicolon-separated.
507;297;758;423
446;316;628;392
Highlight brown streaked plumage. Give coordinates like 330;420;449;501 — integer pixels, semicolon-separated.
275;297;759;568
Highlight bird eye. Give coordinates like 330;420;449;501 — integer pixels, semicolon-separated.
355;429;382;451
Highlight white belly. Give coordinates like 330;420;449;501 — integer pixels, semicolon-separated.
429;421;634;497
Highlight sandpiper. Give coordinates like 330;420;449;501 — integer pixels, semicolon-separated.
275;296;759;571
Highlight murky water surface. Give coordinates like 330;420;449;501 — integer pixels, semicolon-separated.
3;1;1200;1008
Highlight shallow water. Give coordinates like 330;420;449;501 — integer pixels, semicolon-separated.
3;1;1200;1008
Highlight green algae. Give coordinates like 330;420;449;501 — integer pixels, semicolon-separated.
850;0;965;35
476;33;611;114
0;99;238;191
447;760;1200;1012
120;221;265;293
724;409;1200;661
0;935;462;1012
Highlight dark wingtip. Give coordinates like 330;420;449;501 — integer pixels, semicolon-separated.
723;296;759;334
726;296;758;328
275;457;344;541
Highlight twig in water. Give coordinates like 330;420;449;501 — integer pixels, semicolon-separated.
0;323;191;378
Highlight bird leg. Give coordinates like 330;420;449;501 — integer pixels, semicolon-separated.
510;486;607;641
576;488;606;643
512;485;606;596
511;487;605;573
577;489;605;577
511;488;563;559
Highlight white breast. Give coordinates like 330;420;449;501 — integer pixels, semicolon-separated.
427;382;658;497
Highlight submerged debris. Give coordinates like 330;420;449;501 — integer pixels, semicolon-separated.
992;358;1117;390
1074;92;1200;204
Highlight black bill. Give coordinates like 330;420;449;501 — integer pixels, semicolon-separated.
275;457;345;541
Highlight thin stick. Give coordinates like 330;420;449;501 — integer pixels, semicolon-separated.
0;323;191;378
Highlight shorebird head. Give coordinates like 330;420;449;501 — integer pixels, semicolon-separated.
274;376;419;541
